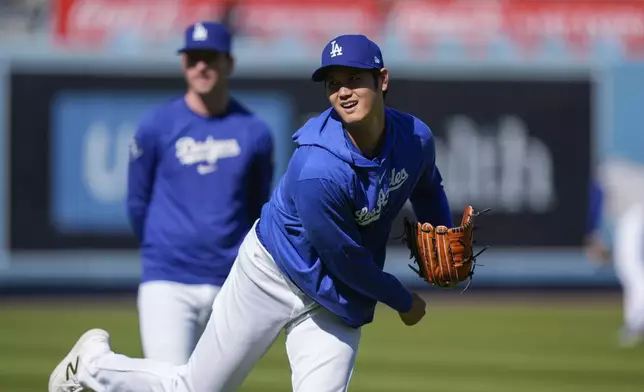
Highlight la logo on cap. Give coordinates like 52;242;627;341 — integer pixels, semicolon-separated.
193;23;208;41
329;40;343;58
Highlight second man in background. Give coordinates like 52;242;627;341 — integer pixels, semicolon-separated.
127;21;275;364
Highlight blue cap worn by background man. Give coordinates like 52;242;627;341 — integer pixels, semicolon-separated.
311;34;384;82
178;21;232;54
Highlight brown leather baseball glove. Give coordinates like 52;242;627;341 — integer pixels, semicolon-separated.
402;206;490;292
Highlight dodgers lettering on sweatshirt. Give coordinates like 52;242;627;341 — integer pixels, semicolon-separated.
257;107;452;329
128;97;274;286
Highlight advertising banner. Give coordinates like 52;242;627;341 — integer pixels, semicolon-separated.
51;0;644;57
51;91;177;234
9;72;293;250
388;0;644;56
9;71;591;250
53;0;227;48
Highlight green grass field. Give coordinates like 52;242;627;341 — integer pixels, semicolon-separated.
1;293;643;392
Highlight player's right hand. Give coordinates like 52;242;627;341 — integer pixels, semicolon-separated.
398;293;426;326
584;234;612;266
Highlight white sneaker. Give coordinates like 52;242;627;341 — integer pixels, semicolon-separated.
48;329;110;392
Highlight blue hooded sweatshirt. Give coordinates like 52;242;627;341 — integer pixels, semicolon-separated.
256;107;452;329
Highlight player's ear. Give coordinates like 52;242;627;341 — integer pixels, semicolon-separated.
226;54;235;76
379;68;389;94
180;53;189;72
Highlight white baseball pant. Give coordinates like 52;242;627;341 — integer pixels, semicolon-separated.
613;203;644;333
77;222;361;392
137;281;221;365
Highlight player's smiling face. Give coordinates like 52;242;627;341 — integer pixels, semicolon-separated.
325;67;388;126
182;50;233;94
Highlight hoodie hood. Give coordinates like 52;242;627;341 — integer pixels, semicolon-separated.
292;108;395;168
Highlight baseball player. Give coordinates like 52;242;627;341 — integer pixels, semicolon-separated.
49;34;454;392
127;21;274;365
589;159;644;347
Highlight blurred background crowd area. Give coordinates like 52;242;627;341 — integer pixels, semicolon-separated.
2;0;644;61
1;1;644;391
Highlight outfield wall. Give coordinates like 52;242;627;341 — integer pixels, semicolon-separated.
0;42;642;291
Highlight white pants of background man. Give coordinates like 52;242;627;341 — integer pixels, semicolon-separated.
138;281;220;365
613;203;644;334
77;222;361;392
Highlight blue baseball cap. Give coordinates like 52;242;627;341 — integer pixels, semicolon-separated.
177;22;232;54
311;34;384;82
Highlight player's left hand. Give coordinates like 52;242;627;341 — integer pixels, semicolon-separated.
402;206;490;292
